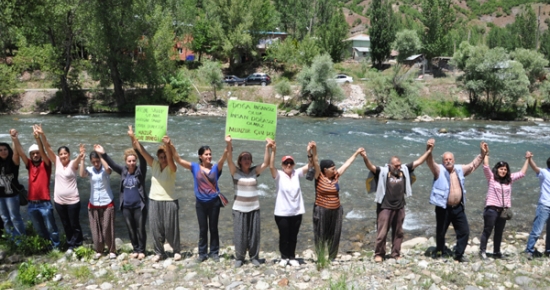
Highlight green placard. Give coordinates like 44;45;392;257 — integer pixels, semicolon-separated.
225;100;277;141
135;105;168;143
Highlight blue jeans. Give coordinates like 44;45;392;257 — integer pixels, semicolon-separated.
0;195;26;237
526;203;550;254
28;201;60;248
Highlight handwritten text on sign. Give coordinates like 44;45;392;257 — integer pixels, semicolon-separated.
225;100;277;141
135;105;168;143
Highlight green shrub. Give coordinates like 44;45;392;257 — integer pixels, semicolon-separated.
18;260;57;286
74;245;95;260
0;230;51;256
418;99;470;118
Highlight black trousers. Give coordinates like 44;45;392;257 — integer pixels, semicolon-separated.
480;207;506;254
195;198;221;257
274;214;302;259
435;204;470;257
54;202;83;249
122;206;147;253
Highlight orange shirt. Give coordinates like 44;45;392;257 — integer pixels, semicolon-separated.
315;172;341;209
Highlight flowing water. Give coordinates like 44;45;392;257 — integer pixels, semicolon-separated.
1;114;549;253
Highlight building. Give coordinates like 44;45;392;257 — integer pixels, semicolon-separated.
345;34;370;60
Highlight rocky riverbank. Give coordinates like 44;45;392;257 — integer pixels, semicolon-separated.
1;232;549;289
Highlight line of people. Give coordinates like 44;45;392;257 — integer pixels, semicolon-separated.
1;128;550;266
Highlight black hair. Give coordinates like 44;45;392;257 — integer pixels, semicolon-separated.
0;143;14;161
492;161;511;184
198;146;211;163
57;146;70;154
546;157;550;169
89;151;100;160
0;142;16;175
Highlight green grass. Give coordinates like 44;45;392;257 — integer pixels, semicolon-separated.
73;245;95;260
17;260;57;286
69;266;92;280
418;99;471;118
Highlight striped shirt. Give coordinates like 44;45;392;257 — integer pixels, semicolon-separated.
232;167;260;212
315;172;340;209
483;165;525;208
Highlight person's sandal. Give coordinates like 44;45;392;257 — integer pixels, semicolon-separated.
137;253;145;260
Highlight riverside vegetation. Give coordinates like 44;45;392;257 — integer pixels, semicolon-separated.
1;225;550;289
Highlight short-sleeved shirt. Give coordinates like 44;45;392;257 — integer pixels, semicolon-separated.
191;162;222;203
537;168;550;207
315;172;341;209
375;163;414;210
274;169;305;216
149;160;177;201
232;167;260;212
26;159;52;201
86;165;113;206
53;156;79;205
123;174;141;209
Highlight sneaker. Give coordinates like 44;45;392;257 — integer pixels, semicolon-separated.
65;249;74;257
454;255;469;263
109;253;117;259
374;255;383;263
197;255;208;263
137;253;145;260
278;259;288;267
526;252;534;260
251;259;261;266
479;252;487;260
94;253;102;260
173;253;182;261
289;259;300;267
234;260;243;268
210;254;220;262
129;252;138;259
152;255;162;263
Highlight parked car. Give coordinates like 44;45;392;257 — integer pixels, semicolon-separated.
245;73;271;86
224;75;246;86
333;74;353;84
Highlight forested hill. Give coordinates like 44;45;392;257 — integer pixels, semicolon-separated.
343;0;550;33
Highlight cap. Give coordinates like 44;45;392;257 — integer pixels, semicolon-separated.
281;155;294;163
28;144;39;154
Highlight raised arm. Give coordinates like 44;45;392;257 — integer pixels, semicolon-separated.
10;129;25;166
461;141;487;176
35;124;56;165
526;151;540;174
79;144;88;177
256;138;273;175
412;138;435;169
269;142;278;178
129;125;154;166
100;154;112;175
35;128;51;167
304;141;319;176
426;143;439;179
94;144;123;175
170;143;192;170
311;142;320;179
216;144;229;173
519;151;530;175
225;135;237;176
72;143;85;171
162;136;177;172
337;147;363;176
360;148;377;173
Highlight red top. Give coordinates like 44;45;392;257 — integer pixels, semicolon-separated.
26;159;52;201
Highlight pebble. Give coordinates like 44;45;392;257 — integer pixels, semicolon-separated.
100;282;113;289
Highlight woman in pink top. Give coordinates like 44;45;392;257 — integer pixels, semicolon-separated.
479;143;529;260
36;124;85;254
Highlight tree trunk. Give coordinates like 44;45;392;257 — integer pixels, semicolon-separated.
109;61;125;108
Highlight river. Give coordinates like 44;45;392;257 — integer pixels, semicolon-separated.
1;114;549;254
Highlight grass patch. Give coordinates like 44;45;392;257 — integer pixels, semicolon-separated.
315;242;331;271
73;245;95;260
329;275;347;289
18;260;57;286
0;281;14;290
69;266;92;280
418;98;471;118
122;263;134;272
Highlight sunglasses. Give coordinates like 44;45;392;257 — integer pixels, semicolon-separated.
283;161;294;166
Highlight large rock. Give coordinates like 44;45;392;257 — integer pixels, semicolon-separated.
401;237;428;249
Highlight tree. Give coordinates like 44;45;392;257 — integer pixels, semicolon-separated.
368;0;396;69
198;60;224;101
274;0;314;40
452;42;530;118
539;24;550;61
510;48;548;91
297;53;344;116
512;6;537;50
317;8;349;62
0;64;17;105
421;0;456;65
486;26;515;50
163;68;194;105
190;18;214;62
393;29;422;63
265;36;321;68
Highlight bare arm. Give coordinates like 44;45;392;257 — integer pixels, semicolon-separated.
520;152;530;175
337;148;362;176
256;138;273;175
269;142;278;178
426;151;439;179
9;129;22;166
461;142;487;176
72;144;85;171
79;144;88;177
225;135;237;176
10;129;29;165
101;156;112;175
307;141;321;178
170;143;192;170
216;145;229;173
163;136;177;173
35;124;56;165
411;138;435;169
35;129;51;167
360;148;376;173
526;151;540;174
129;125;154;166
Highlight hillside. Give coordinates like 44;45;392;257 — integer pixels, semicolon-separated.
344;0;550;35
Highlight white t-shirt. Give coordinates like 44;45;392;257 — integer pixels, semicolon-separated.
274;169;305;216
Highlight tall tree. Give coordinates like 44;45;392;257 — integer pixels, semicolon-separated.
420;0;456;65
368;0;396;69
273;0;311;39
512;6;537;50
393;29;422;63
317;8;349;62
